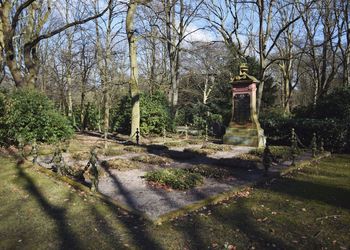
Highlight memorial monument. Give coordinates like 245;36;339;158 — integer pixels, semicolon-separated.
223;63;265;147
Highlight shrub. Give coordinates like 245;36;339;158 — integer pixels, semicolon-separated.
183;148;215;156
102;159;140;171
111;92;171;135
144;168;203;190
0;89;73;145
123;146;147;153
249;146;301;162
201;143;232;151
74;103;100;131
164;141;188;147
71;152;90;161
186;165;230;179
261;117;347;153
131;155;171;165
263;87;350;153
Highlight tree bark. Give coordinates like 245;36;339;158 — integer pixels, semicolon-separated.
126;1;143;140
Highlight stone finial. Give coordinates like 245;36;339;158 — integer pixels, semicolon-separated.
239;63;249;75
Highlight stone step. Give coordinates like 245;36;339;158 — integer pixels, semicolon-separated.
223;134;259;147
225;128;259;136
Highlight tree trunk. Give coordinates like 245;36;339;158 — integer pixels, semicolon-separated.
127;1;141;140
1;1;24;87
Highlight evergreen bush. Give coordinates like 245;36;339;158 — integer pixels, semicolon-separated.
111;92;171;135
0;89;73;145
261;87;350;152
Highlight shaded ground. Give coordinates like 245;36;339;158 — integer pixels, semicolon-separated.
1;151;349;249
34;134;326;221
34;135;263;219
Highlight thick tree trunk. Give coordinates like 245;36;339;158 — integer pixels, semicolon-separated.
127;1;141;140
1;2;24;87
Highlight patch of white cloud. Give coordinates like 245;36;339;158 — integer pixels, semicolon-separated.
184;23;217;43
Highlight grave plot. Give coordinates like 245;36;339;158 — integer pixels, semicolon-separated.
35;134;317;223
92;143;288;221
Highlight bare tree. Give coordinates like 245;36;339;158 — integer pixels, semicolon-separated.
0;0;112;88
298;0;342;105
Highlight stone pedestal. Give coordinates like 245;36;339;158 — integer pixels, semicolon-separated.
223;64;265;147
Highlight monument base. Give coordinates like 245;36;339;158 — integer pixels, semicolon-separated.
223;124;265;148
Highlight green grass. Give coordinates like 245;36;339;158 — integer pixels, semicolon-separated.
131;155;172;165
186;165;231;179
71;151;90;161
123;146;147;153
144;168;203;190
164;141;188;147
201;143;233;151
0;154;349;249
102;158;140;171
183;147;215;156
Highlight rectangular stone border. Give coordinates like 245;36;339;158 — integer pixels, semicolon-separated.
29;152;331;225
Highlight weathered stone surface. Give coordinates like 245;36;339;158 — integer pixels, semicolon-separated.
223;64;265;147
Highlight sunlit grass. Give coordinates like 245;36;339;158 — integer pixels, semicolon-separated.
0;154;349;249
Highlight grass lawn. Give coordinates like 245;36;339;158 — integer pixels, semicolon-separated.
0;154;349;249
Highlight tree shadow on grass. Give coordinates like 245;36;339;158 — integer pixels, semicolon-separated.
14;161;83;250
88;199;164;249
266;177;350;210
213;198;294;249
168;196;293;249
15;160;163;249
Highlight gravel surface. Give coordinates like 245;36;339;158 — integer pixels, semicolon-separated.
35;136;313;221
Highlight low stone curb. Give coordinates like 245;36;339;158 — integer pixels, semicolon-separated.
29;151;331;225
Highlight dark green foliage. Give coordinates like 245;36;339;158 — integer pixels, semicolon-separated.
111;95;131;134
301;87;350;121
140;92;172;134
144;168;203;190
261;117;347;152
261;87;350;152
74;103;100;131
0;89;73;145
186;165;230;179
111;92;171;135
249;146;296;162
174;101;224;137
